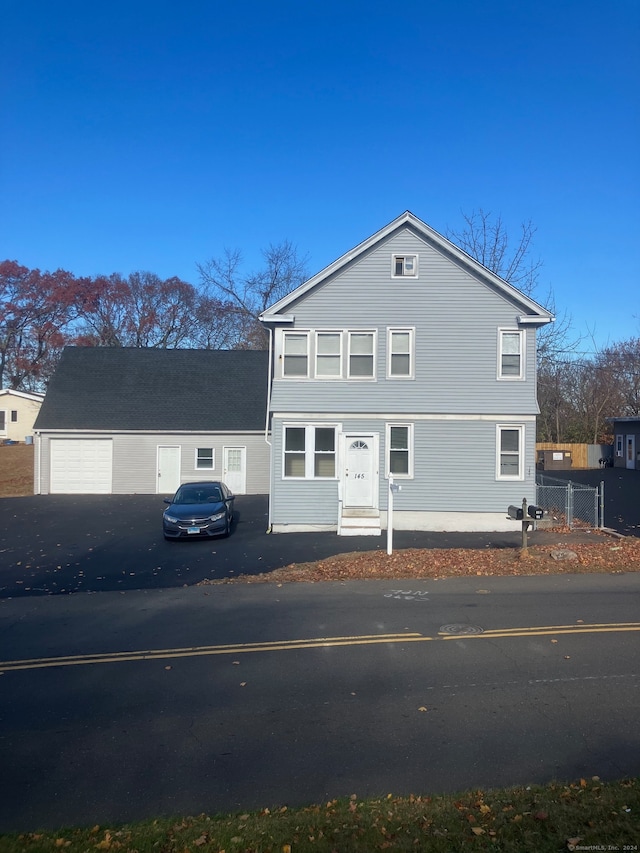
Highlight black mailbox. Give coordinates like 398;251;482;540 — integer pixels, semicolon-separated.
508;505;523;520
527;505;544;520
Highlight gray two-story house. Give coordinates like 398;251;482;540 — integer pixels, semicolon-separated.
260;211;554;534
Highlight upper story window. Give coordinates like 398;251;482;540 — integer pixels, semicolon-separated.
392;254;418;277
283;332;309;377
348;331;375;378
496;424;524;480
315;332;342;378
388;328;414;378
498;330;524;380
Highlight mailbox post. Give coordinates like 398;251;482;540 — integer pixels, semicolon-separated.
507;498;544;553
387;474;401;555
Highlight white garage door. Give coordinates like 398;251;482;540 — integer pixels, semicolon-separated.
50;439;113;494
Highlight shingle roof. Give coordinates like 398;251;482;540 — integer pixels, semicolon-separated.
34;347;269;431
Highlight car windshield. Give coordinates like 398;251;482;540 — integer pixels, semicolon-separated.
174;486;222;504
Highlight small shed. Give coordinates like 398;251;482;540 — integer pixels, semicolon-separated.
611;417;640;470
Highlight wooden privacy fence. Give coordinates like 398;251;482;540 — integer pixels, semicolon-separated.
536;443;612;469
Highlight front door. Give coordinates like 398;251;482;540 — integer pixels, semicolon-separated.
627;435;636;470
343;435;377;508
223;446;246;494
157;446;181;494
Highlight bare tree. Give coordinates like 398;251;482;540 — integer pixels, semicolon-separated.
447;208;543;296
197;241;309;348
447;208;581;365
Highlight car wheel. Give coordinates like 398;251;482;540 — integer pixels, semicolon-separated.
223;515;230;537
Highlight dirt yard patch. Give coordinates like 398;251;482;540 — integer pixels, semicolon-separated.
0;443;34;497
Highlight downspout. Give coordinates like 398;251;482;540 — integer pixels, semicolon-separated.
264;325;273;533
35;431;41;494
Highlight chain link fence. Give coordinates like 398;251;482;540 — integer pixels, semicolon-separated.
536;473;604;529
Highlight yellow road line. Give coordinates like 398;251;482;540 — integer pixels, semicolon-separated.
1;623;639;672
0;632;424;672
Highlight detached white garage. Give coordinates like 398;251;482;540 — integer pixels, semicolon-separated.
50;439;113;494
32;348;271;495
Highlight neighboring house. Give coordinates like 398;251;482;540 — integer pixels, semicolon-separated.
611;417;640;470
33;347;270;495
259;211;554;534
0;389;44;443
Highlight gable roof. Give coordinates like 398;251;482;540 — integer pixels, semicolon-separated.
260;211;554;325
34;347;268;432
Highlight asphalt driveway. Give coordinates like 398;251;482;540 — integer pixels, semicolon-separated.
0;468;636;599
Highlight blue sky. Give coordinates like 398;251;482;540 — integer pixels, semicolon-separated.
2;0;638;353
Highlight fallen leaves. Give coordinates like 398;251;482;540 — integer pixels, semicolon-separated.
199;536;640;586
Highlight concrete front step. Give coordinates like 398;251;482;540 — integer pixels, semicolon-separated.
339;511;381;536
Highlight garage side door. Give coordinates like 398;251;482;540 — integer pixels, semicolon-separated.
50;439;113;494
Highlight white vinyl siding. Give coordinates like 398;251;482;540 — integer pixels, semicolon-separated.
497;425;524;480
498;330;524;379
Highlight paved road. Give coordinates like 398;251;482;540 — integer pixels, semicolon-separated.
0;491;624;599
1;574;639;832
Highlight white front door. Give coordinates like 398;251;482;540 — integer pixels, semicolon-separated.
223;446;246;494
627;435;636;470
343;435;377;508
157;446;181;494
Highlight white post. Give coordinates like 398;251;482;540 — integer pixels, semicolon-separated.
387;474;394;555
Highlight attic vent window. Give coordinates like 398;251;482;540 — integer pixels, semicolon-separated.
392;254;418;277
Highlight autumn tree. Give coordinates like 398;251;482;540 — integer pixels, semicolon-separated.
0;260;80;390
197;241;309;348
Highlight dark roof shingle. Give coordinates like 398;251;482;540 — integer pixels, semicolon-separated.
34;348;269;431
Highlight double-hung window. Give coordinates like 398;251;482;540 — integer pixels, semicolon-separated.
348;331;375;378
283;425;337;479
283;332;309;377
498;330;524;379
497;425;524;479
315;332;342;377
195;447;214;470
388;328;414;378
386;423;413;478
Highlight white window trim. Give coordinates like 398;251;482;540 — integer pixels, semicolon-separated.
282;423;340;480
195;447;215;470
385;422;414;479
347;330;377;380
497;328;525;380
387;327;415;379
282;330;310;379
391;254;419;278
0;409;6;435
315;331;343;379
496;424;524;480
